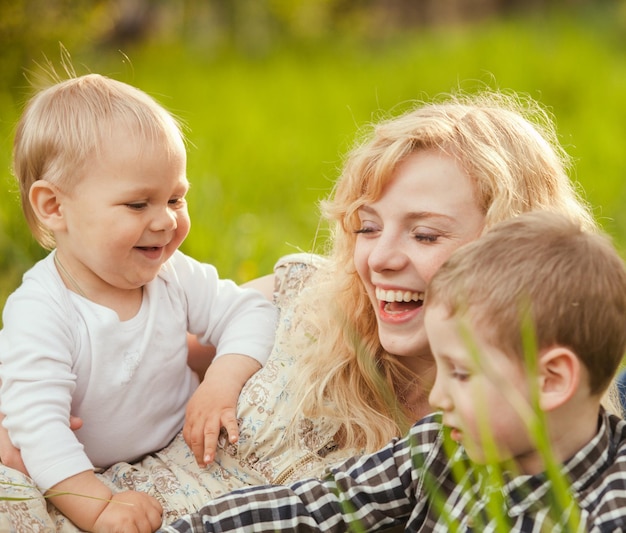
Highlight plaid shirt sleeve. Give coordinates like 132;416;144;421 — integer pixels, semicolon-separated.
158;415;444;533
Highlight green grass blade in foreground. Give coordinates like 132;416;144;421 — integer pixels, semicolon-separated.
459;311;583;531
0;480;131;505
518;314;583;531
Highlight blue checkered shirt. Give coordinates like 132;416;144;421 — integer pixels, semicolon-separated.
159;409;626;532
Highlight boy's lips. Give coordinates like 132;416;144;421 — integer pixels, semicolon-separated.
450;427;463;443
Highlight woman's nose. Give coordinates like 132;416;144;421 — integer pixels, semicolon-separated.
368;234;409;272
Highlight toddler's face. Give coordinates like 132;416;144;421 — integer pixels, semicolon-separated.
53;126;190;300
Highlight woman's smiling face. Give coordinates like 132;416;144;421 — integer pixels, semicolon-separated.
353;149;485;362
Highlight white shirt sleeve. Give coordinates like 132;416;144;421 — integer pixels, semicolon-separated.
164;251;278;365
0;256;93;489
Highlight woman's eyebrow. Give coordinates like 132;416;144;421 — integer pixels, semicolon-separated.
358;204;453;223
357;205;377;215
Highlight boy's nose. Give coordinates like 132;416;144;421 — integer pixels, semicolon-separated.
428;376;452;412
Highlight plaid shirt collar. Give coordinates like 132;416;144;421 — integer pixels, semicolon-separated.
490;409;613;517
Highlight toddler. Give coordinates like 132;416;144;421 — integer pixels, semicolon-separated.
0;73;277;532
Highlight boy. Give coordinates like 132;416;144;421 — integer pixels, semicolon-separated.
0;73;277;531
159;211;626;532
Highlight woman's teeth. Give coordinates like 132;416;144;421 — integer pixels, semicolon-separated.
375;288;424;303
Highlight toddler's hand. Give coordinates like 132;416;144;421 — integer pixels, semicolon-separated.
93;490;162;533
183;371;240;467
182;354;261;467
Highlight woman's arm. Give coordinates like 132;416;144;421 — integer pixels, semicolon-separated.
242;273;275;302
186;334;217;381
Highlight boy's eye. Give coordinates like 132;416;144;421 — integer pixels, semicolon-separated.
451;368;470;382
168;197;185;207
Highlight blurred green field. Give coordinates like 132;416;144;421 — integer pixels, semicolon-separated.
2;6;626;315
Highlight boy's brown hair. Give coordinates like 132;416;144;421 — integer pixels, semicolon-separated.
426;210;626;395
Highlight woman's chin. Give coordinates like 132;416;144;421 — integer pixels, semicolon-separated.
379;330;429;359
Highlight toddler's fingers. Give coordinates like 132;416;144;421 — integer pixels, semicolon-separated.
182;421;208;467
202;422;222;465
203;411;239;464
221;412;240;444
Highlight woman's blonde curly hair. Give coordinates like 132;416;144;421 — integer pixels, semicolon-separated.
287;90;597;453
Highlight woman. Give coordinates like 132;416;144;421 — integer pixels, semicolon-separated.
0;90;598;530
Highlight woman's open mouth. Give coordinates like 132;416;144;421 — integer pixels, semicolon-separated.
375;288;424;320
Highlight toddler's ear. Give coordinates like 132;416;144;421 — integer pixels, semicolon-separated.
538;347;580;412
29;180;66;232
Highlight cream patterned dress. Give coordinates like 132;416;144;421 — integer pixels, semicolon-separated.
0;254;362;531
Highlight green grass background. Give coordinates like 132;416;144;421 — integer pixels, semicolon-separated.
0;5;623;523
2;5;626;315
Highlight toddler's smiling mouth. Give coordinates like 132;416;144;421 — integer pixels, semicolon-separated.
135;246;165;260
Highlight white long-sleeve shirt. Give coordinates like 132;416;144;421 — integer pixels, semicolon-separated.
0;250;277;490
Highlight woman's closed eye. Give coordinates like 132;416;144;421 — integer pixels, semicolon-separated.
414;233;439;243
354;220;380;235
411;225;445;243
355;227;377;235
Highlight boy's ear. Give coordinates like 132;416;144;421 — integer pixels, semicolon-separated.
538;347;580;412
29;180;67;232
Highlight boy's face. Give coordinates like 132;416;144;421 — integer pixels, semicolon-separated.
52;126;190;299
425;303;541;474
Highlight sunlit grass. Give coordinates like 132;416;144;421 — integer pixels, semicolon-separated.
1;8;626;319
